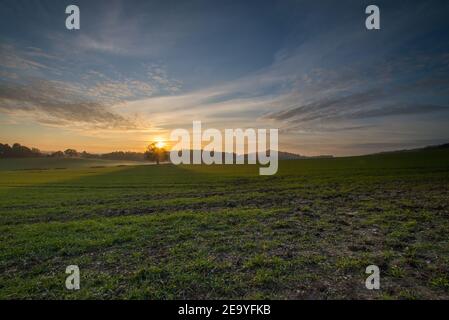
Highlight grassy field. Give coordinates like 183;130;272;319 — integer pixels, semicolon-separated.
0;148;448;299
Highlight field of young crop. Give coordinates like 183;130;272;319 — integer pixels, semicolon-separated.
0;148;448;299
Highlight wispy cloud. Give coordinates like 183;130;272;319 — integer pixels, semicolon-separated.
0;79;144;130
0;43;180;132
0;44;50;70
265;89;449;124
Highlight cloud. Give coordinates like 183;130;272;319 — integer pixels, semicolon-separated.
266;89;384;122
0;44;49;70
0;80;145;130
86;80;154;104
0;44;180;131
73;35;128;55
145;63;183;94
266;84;449;126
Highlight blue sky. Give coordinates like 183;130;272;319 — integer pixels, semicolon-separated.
1;0;448;155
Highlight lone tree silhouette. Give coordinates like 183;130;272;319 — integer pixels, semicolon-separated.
144;142;167;164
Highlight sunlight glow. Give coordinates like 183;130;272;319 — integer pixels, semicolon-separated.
155;141;166;149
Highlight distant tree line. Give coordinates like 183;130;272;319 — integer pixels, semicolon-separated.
0;143;42;158
0;142;147;161
1;142;323;162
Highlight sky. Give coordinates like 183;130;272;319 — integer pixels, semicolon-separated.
0;0;448;156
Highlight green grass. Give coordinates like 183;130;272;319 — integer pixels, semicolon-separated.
0;148;448;299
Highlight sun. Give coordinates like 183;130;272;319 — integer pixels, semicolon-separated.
155;140;166;149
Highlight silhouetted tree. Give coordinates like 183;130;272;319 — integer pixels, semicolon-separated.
0;143;11;157
64;149;78;157
144;142;167;164
0;143;42;158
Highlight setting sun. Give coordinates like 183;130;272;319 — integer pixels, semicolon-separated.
155;141;166;149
